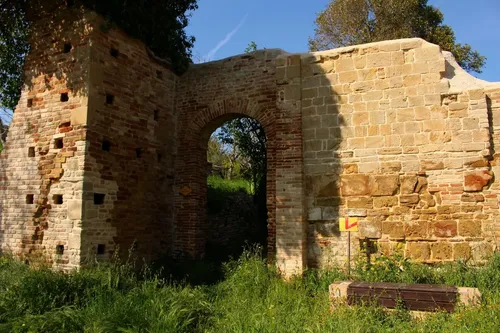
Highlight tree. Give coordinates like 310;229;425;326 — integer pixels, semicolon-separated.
309;0;486;73
217;117;266;186
0;0;197;111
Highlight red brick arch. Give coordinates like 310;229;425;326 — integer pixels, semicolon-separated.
174;98;277;260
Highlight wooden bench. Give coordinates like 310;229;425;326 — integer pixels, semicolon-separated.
330;281;481;312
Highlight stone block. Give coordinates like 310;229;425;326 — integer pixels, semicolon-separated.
341;174;370;196
464;170;492;192
404;220;428;239
420;160;444;171
406;242;430;261
458;287;481;307
400;176;418;194
471;242;494;261
400;194;420;205
453;243;472;260
347;197;373;209
343;164;358;174
329;281;353;307
359;219;382;238
344;208;367;218
432;221;457;238
431;242;453;261
68;200;82;220
458;220;482;237
371;175;399;196
382;221;405;239
308;207;322;221
316;222;340;237
373;196;398;208
380;162;401;173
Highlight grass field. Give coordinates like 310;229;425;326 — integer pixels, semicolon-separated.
0;248;499;333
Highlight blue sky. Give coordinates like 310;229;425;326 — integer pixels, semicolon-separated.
186;0;500;82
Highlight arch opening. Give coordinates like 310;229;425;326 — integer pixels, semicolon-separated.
204;115;268;262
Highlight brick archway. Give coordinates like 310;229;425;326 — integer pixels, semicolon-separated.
174;99;277;260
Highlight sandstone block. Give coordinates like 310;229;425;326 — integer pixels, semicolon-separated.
359;219;382;238
373;196;398;208
431;242;453;261
471;242;494;262
341;174;370;196
404;220;428;239
371;175;399;196
68;200;82;220
366;53;392;68
380;162;401;173
453;243;472;260
420;160;444;171
382;221;404;239
405;242;430;261
315;222;340;237
432;221;457;238
347;197;373;209
400;176;418;194
458;220;482;237
464;170;492;192
400;194;420;205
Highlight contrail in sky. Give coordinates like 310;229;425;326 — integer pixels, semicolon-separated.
205;14;248;61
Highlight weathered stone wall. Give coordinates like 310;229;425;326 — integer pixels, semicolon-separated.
0;4;91;268
1;4;499;276
293;39;500;267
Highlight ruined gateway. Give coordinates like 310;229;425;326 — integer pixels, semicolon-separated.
1;5;499;276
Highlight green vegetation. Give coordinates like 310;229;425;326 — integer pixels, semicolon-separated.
1;250;500;332
310;0;486;73
207;175;253;215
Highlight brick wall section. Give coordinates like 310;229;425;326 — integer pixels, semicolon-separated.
174;50;281;262
0;5;91;268
81;13;177;261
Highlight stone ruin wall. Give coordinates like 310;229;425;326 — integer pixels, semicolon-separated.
0;5;178;267
296;39;500;267
0;5;92;268
1;4;500;274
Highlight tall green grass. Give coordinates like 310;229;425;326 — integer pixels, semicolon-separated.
1;250;500;332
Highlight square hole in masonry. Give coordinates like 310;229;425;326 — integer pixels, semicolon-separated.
106;94;115;105
94;193;105;205
28;147;35;157
56;245;64;255
102;140;111;152
97;244;106;255
63;43;72;53
110;48;119;58
27;98;33;107
26;194;34;204
53;194;63;205
60;92;69;102
136;148;143;158
154;109;159;121
54;138;64;149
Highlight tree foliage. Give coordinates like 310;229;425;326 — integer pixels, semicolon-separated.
217;117;267;185
0;0;197;110
0;1;30;110
309;0;486;73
